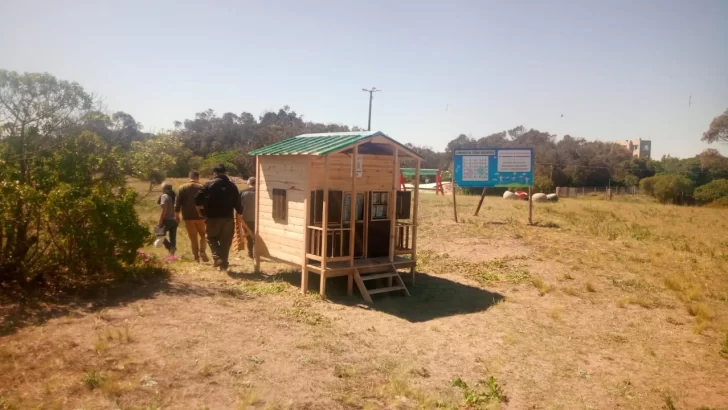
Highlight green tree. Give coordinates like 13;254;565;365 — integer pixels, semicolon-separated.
129;133;185;187
702;109;728;144
0;70;94;278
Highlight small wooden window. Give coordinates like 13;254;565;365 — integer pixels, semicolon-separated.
273;189;287;222
370;191;388;220
344;193;365;223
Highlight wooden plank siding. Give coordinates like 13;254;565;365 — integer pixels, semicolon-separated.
309;153;394;191
257;156;309;264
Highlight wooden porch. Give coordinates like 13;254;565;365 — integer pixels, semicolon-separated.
301;138;422;303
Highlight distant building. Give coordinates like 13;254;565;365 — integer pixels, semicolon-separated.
618;138;652;159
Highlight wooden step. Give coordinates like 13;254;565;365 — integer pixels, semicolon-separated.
361;272;398;281
368;285;407;295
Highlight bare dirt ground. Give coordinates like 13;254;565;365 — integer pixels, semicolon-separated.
2;189;728;409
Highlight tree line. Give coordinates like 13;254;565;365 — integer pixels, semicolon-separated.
1;69;727;286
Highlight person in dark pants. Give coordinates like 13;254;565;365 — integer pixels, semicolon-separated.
194;164;243;271
158;182;178;256
240;177;256;258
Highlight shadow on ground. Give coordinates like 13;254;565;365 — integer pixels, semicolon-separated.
228;266;504;323
0;266;213;337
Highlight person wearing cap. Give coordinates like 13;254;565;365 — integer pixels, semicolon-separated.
194;164;243;271
175;170;209;263
240;176;256;258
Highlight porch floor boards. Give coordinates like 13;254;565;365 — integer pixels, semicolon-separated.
306;256;414;276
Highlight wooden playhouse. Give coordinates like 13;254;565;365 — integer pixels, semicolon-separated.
249;131;423;302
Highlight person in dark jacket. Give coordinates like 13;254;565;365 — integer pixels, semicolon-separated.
194;164;243;271
240;177;256;258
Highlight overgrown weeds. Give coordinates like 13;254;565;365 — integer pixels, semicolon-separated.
450;376;509;406
83;371;106;390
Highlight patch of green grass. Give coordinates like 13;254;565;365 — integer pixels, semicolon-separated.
417;250;530;286
279;307;331;326
223;281;287;297
83;371;106;390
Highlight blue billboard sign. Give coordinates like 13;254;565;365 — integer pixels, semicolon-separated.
454;148;534;188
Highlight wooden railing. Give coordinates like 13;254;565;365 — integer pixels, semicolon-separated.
395;223;414;255
306;225;351;262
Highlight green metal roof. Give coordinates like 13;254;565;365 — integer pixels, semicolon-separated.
249;131;423;159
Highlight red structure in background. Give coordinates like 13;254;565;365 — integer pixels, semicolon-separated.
399;169;445;195
434;170;444;195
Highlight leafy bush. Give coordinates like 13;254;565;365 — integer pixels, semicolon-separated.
639;176;656;196
0;132;149;284
694;179;728;202
651;175;693;204
533;176;554;194
200;150;240;176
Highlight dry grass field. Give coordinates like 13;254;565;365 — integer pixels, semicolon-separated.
1;178;727;409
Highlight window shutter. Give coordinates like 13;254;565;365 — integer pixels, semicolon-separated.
273;189;287;221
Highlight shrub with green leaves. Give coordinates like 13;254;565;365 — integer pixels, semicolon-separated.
639;176;656;196
694;179;728;202
640;174;694;204
0;131;149;283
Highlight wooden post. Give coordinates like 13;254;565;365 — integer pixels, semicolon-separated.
389;148;399;263
474;187;487;216
411;159;420;285
301;158;311;294
452;173;458;223
528;186;533;225
254;155;261;273
320;156;329;299
348;145;358;296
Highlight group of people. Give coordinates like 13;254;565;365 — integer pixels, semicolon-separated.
157;164;256;271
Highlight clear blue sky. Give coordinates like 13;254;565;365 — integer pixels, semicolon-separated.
2;0;727;158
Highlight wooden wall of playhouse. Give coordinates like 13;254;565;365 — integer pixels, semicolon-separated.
257;155;308;264
309;153;395;191
257;153;397;265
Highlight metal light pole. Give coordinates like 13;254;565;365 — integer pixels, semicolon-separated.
362;87;381;131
